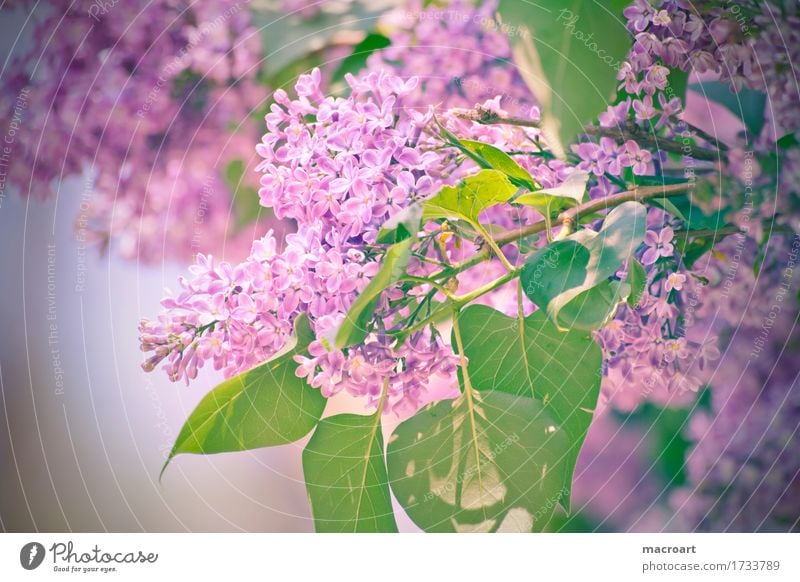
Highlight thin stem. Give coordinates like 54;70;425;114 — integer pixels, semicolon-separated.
400;275;456;300
451;313;475;396
450;108;540;129
433;182;693;279
557;182;691;225
451;311;486;503
474;222;515;271
584;124;723;162
394;268;521;341
374;376;390;417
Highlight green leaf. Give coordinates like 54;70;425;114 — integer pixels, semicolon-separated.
521;201;647;330
666;187;726;231
514;170;589;212
335;238;414;349
303;413;398;532
251;2;385;78
387;391;570;532
666;67;689;103
422;169;518;225
689;81;766;138
331;33;391;85
162;314;326;475
456;139;537;189
454;305;601;510
626;257;647;308
554;280;631;330
376;204;422;244
224;159;263;229
499;0;632;150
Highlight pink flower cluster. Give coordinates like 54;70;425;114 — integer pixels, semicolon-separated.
1;0;263;261
140;69;465;412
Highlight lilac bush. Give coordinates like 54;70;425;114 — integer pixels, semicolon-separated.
13;0;778;532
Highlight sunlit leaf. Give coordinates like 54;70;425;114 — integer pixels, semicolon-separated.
521;201;647;330
498;0;631;149
422;170;518;225
303;413;397;532
335;239;414;349
455;305;601;509
162;314;325;475
387;391;569;532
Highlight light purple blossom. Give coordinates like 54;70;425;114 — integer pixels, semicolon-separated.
642;226;675;265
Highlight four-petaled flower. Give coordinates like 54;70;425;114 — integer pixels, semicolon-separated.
642;226;674;265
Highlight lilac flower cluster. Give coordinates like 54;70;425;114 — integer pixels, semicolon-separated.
368;0;538;118
598;209;720;411
141;69;465;413
139;1;573;411
672;367;800;531
1;0;263;261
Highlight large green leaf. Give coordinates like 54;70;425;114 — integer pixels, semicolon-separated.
422;170;518;225
456;139;537;189
454;305;601;509
162;314;326;475
514;170;589;212
387;391;570;532
498;0;632;150
334;238;414;349
303;413;398;532
521;201;647;330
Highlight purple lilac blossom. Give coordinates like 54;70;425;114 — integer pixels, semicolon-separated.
0;0;264;261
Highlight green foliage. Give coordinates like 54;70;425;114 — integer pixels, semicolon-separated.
498;0;632;151
455;139;537;189
422;169;518;226
224;159;262;229
335;238;414;349
626;257;647;308
331;33;391;84
251;2;386;79
454;305;601;509
515;170;589;215
303;412;398;532
376;204;422;244
162;314;326;476
690;81;767;139
521;201;647;330
387;390;570;532
666;67;690;103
